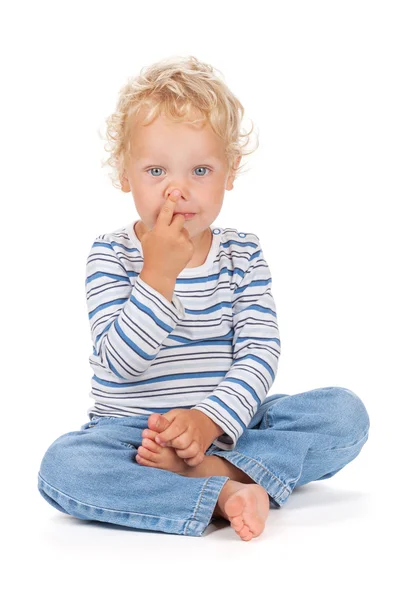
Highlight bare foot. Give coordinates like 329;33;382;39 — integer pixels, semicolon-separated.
141;414;270;541
216;480;270;541
136;414;190;476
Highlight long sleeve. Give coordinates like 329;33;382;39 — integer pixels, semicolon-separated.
190;235;281;450
86;236;186;381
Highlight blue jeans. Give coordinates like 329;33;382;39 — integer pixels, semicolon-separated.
37;386;370;537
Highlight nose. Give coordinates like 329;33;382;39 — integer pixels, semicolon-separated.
167;188;182;198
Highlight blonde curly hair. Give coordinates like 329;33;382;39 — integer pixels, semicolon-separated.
99;55;259;190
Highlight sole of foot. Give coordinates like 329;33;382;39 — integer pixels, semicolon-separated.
218;480;270;541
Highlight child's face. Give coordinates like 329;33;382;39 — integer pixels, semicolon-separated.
121;108;238;239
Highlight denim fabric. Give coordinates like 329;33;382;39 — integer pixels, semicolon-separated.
37;386;370;537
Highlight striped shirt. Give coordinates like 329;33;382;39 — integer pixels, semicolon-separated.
85;220;281;450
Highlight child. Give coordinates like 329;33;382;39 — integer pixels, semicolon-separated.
37;55;370;541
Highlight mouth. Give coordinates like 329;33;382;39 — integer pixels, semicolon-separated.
174;212;196;220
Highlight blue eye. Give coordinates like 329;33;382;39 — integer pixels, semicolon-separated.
194;166;210;176
147;167;164;177
146;166;211;177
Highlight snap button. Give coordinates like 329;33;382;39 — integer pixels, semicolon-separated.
213;228;221;234
239;232;246;238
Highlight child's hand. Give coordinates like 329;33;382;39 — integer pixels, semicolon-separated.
140;190;195;281
147;408;220;467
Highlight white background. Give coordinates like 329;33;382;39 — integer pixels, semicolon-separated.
1;0;398;598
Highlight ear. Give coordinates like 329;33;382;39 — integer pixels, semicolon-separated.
120;169;131;193
225;156;241;191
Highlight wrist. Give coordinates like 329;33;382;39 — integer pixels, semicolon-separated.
210;421;224;437
140;268;176;302
192;408;224;439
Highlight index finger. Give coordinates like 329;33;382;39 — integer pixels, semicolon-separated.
156;190;182;228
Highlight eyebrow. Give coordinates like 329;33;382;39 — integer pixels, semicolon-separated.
138;156;222;164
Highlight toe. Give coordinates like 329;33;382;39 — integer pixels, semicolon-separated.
148;413;170;433
142;438;161;452
142;429;155;439
239;525;252;540
138;446;157;461
136;455;152;467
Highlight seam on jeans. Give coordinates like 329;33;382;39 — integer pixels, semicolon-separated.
216;450;294;492
187;477;215;532
307;428;369;453
38;472;185;522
